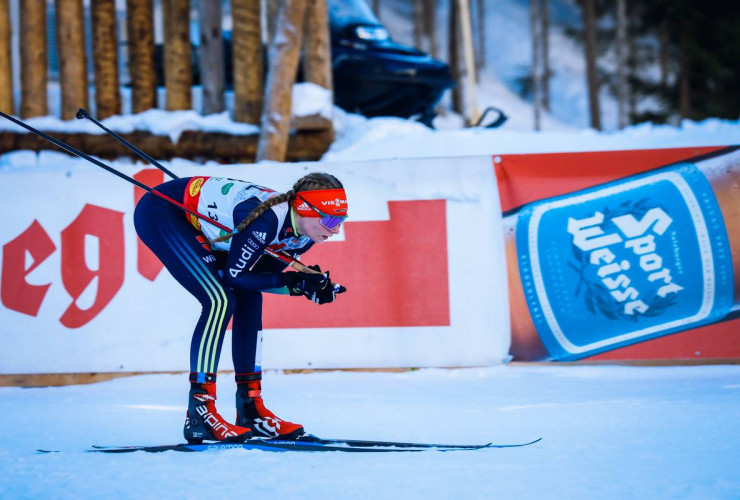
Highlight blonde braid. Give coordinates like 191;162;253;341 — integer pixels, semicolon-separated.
212;172;343;244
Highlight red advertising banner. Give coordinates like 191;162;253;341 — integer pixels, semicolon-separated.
0;156;506;373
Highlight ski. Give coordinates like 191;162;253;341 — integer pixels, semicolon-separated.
42;435;541;454
96;435;540;453
293;434;541;450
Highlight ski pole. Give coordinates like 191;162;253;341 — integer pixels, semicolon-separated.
75;108;180;180
73;108;322;275
0;110;318;274
73;109;331;277
0;110;171;197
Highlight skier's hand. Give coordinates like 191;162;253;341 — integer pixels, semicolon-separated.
283;265;330;296
304;271;347;305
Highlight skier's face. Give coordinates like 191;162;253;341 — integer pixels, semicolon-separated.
296;215;341;244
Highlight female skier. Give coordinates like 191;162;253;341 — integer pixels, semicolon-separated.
134;172;348;443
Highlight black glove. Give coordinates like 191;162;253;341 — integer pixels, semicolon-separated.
282;265;330;296
307;272;347;305
283;267;347;304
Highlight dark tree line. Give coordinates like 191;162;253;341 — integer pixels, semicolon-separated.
570;0;740;128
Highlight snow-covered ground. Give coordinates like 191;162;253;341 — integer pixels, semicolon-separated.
324;108;740;162
1;365;739;499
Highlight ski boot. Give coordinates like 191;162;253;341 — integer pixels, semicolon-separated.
235;372;305;439
184;378;252;444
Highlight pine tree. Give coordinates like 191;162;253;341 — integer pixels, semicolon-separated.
582;0;601;130
616;0;740;123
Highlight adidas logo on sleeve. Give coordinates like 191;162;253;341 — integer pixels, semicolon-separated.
252;231;267;244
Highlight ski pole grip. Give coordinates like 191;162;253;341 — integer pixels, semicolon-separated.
287;260;320;274
76;108;90;120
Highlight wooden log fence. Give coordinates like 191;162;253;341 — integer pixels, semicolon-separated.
162;0;191;111
0;0;12;113
0;126;333;163
56;0;89;121
126;0;157;113
0;0;334;162
19;0;48;118
92;0;122;119
198;0;225;115
232;0;263;124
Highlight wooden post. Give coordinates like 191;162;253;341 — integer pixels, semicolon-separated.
126;0;157;113
423;0;438;58
162;0;191;110
92;0;121;119
265;0;280;46
474;0;485;73
198;0;225;115
303;0;332;91
448;0;462;115
55;0;89;120
413;0;423;49
20;0;48;118
302;0;333;138
458;0;479;125
0;0;12;113
541;0;550;112
531;0;542;131
231;0;262;123
257;0;307;162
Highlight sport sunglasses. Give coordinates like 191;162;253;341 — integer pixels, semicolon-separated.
297;195;348;230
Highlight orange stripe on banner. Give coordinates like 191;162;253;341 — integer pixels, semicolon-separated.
262;199;451;329
585;319;740;362
133;169;165;281
494;146;725;212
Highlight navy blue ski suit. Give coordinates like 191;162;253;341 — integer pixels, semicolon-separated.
134;177;314;378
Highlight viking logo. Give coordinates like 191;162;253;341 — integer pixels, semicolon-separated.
320;198;347;207
189;177;205;196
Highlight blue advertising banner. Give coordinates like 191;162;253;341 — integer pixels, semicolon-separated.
515;162;734;360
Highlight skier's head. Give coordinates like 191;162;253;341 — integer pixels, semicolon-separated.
214;172;348;244
290;173;347;241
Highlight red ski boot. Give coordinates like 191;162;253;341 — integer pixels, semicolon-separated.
184;381;252;444
235;373;305;439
